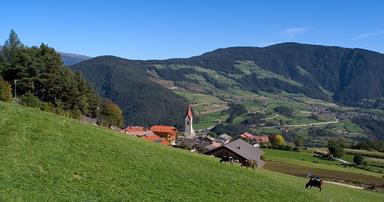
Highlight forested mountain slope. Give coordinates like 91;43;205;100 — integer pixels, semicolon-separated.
71;56;189;128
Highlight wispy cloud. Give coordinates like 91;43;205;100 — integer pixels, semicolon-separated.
282;27;309;38
356;30;384;39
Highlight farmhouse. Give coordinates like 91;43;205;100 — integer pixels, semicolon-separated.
150;125;177;143
205;139;265;168
240;132;269;144
123;126;146;132
143;134;170;145
121;126;156;137
253;135;269;144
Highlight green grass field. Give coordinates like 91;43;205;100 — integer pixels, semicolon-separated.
264;149;383;177
1;102;383;201
194;111;228;130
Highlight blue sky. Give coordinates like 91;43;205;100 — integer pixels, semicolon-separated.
1;0;383;59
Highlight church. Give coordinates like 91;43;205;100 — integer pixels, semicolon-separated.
184;105;195;137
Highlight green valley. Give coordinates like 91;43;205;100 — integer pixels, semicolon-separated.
0;101;383;201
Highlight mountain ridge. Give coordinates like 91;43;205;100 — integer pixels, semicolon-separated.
144;42;384;109
71;56;189;128
70;42;384;130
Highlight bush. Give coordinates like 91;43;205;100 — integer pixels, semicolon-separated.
0;77;12;102
98;100;124;127
353;154;364;165
20;92;41;108
328;139;345;158
294;137;304;147
270;134;285;146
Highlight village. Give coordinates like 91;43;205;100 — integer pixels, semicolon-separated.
85;105;271;169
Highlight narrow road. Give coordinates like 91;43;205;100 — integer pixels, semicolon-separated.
264;114;279;120
286;119;339;128
324;181;364;190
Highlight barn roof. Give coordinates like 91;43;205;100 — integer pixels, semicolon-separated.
205;139;264;161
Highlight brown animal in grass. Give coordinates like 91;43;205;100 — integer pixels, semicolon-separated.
305;177;323;191
241;160;256;169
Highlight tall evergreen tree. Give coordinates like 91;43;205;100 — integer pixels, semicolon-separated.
3;29;23;62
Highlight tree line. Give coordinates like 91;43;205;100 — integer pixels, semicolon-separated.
0;30;123;127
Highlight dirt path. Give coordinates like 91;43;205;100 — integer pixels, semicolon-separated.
286;119;339;128
324;180;364;190
264;114;279;120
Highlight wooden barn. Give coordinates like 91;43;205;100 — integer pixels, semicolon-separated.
205;139;265;168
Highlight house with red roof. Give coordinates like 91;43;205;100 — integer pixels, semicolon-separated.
253;135;270;144
121;126;156;137
149;125;177;143
123;126;146;132
240;132;255;140
142;134;170;146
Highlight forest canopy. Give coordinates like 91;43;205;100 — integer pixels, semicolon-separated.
0;30;123;127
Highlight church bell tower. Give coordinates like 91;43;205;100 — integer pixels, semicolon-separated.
184;105;195;137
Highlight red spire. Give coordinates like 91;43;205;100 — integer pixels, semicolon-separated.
186;105;193;119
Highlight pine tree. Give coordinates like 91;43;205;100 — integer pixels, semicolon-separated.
3;29;23;62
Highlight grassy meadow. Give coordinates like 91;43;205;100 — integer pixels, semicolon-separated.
0;101;383;201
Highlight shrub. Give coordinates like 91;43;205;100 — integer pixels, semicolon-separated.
98;100;124;127
0;77;12;102
20;92;41;108
270;134;285;146
294;137;304;147
328;139;345;158
353;154;364;165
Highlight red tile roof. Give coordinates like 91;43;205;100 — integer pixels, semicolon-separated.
240;132;255;139
254;135;270;143
142;134;170;146
160;139;170;146
240;132;269;143
123;126;147;132
143;134;162;141
150;125;176;133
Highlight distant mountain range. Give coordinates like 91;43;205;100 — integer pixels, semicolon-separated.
147;43;384;109
0;45;90;66
71;43;384;127
59;52;91;65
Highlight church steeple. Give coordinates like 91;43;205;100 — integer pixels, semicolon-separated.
184;105;195;137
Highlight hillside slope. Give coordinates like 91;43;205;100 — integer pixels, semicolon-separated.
71;56;188;128
146;43;384;109
0;102;383;201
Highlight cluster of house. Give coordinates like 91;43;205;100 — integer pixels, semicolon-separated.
120;125;177;146
82;105;270;168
